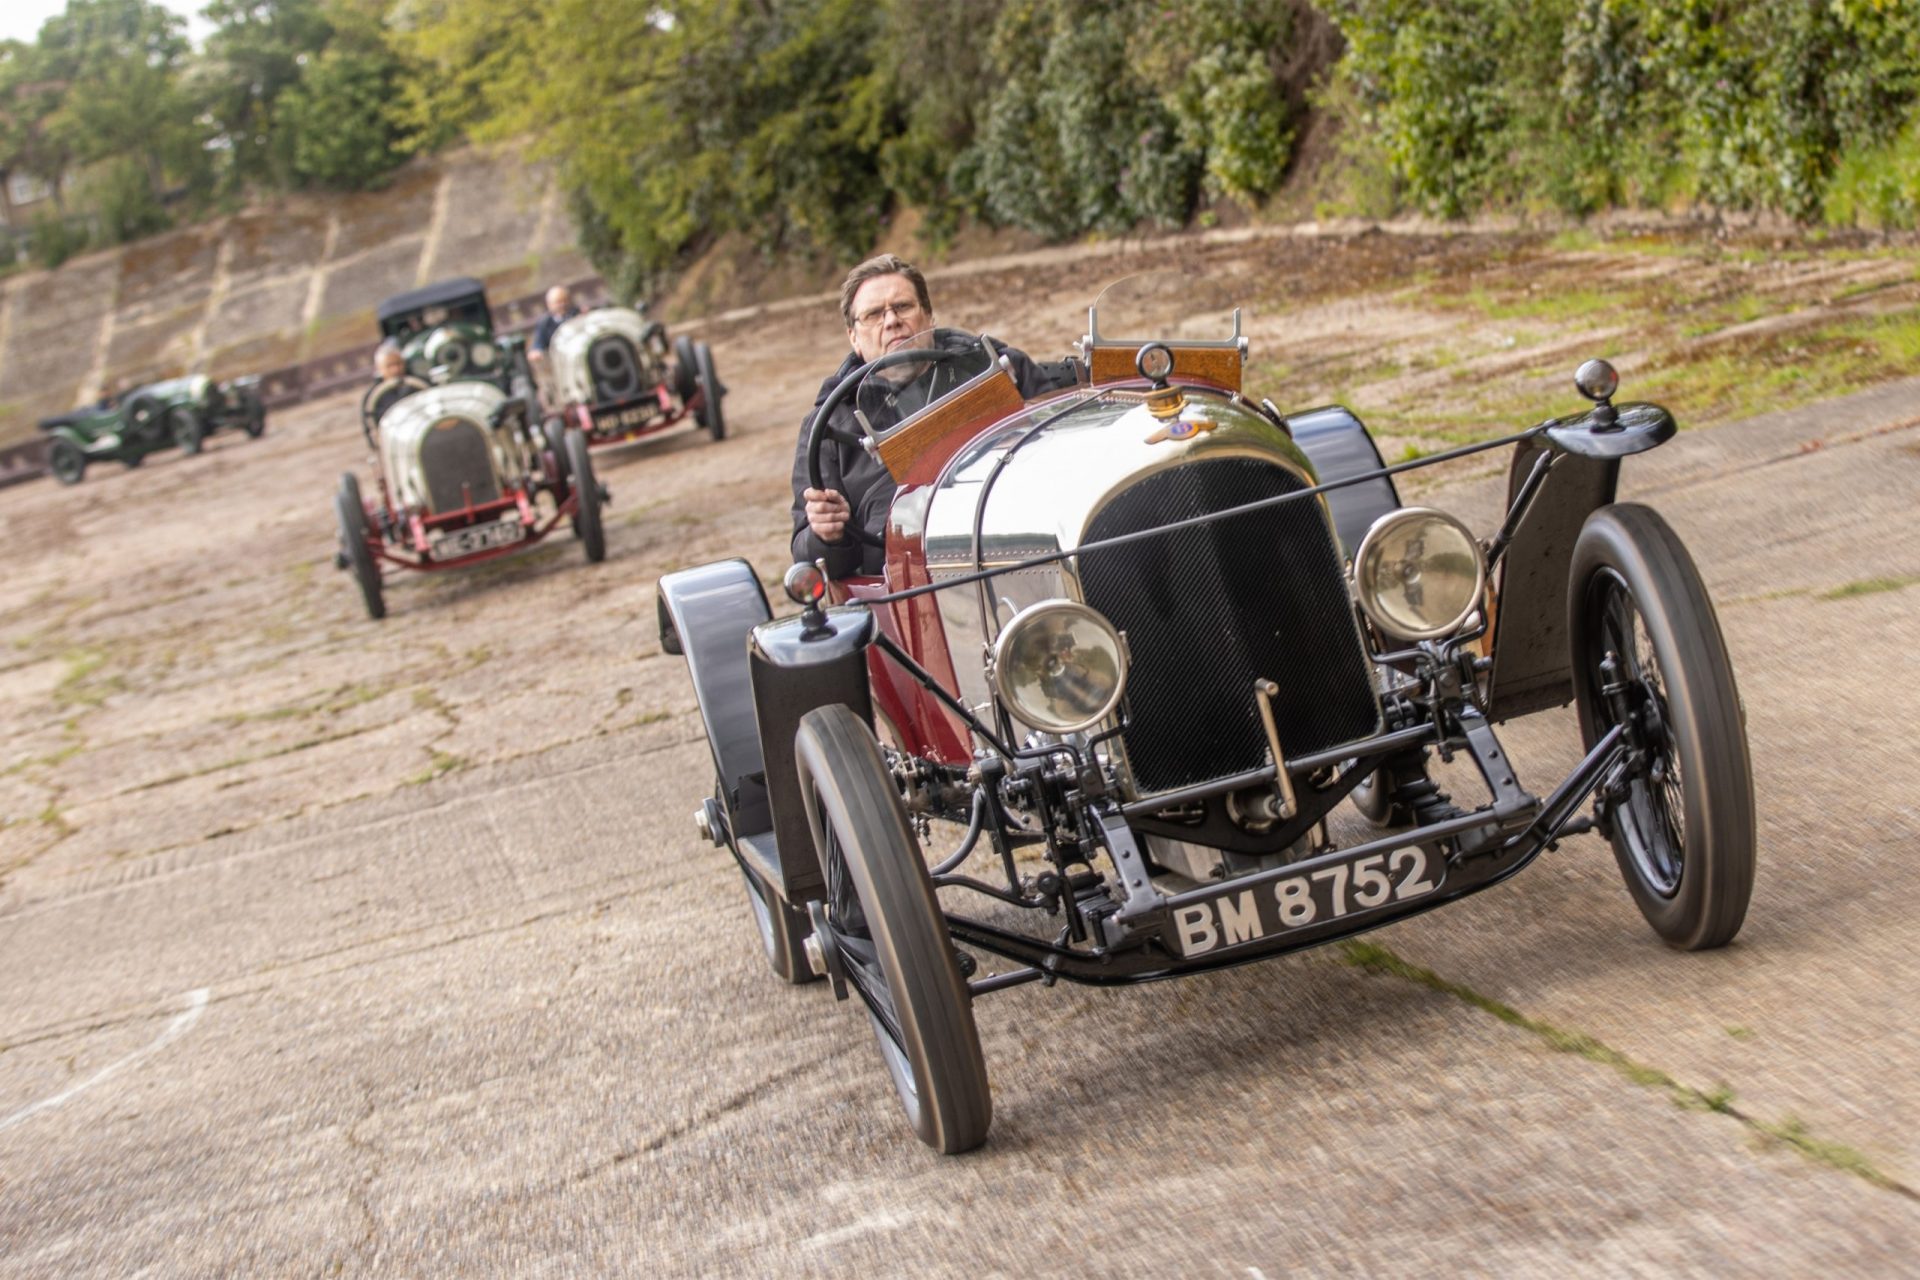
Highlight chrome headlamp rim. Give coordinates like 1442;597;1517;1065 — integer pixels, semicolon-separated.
989;598;1129;736
1352;506;1487;642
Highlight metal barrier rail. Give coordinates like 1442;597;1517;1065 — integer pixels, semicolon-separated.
1;275;610;487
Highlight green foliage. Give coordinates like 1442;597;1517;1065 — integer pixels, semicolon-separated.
200;0;337;191
1329;0;1920;226
84;157;171;242
26;210;90;268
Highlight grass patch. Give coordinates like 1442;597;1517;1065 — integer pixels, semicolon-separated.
405;749;468;787
1339;940;1914;1198
52;648;119;708
1820;574;1919;601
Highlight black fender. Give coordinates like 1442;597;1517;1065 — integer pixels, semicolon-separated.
656;559;774;840
1485;439;1620;721
1287;405;1402;561
747;607;875;905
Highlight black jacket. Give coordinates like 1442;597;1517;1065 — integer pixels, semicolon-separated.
789;339;1074;576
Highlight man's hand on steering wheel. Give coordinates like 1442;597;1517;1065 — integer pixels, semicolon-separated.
804;487;852;544
805;340;972;550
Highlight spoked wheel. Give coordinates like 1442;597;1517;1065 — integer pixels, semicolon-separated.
1570;504;1754;950
693;341;726;441
335;473;386;620
48;440;86;485
563;427;606;563
796;704;991;1154
168;407;205;455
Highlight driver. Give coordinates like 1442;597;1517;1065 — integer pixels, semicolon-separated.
791;254;1069;576
366;342;416;424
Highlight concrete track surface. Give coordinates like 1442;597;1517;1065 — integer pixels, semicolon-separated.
2;250;1919;1277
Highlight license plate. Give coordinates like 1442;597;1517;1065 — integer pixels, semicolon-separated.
1168;845;1444;958
431;517;525;558
597;404;656;431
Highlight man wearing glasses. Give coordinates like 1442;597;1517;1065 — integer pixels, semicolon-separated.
790;254;1067;576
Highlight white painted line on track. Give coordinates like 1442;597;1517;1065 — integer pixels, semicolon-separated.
0;988;210;1135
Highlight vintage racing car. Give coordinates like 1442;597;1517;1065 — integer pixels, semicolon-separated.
333;372;607;619
657;276;1756;1153
376;277;534;400
39;373;266;485
541;303;727;448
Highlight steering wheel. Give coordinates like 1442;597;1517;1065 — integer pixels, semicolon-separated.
359;376;429;449
805;342;981;549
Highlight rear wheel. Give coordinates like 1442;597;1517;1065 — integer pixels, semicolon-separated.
693;341;726;441
168;406;205;455
796;704;991;1154
48;440;85;485
563;427;606;563
1571;504;1753;950
243;401;266;438
335;474;385;620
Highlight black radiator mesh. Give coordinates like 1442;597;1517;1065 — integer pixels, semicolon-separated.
421;421;501;513
1079;457;1379;795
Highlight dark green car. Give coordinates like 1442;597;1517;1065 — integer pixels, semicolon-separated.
39;374;267;485
377;277;532;401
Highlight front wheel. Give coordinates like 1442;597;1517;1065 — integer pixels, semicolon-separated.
48;439;86;485
168;406;205;455
1570;503;1754;950
335;475;385;620
796;704;991;1154
693;341;726;441
563;427;606;563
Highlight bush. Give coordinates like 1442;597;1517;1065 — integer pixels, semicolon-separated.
25;211;90;269
280;48;412;191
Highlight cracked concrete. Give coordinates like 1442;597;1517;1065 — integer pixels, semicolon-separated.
2;230;1918;1274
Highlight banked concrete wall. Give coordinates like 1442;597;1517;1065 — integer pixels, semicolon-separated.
0;145;590;445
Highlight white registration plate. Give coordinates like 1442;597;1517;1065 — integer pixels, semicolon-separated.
598;404;657;431
1169;845;1444;958
431;516;525;558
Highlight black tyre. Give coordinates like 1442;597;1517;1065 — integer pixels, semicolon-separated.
796;704;991;1154
243;400;266;438
739;859;819;985
48;439;85;485
563;427;606;563
1570;503;1754;950
693;341;726;441
168;406;205;455
541;418;571;496
121;449;144;469
335;475;386;620
671;334;699;403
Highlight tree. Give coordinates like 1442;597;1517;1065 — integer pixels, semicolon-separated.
200;0;335;191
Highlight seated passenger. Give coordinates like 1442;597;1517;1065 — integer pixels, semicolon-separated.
790;254;1066;577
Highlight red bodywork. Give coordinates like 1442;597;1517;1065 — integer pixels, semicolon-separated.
567;382;707;449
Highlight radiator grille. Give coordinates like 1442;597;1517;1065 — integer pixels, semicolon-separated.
420;420;500;512
1079;457;1379;795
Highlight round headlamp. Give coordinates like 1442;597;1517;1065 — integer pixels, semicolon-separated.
991;600;1128;735
470;341;497;368
1353;507;1487;641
